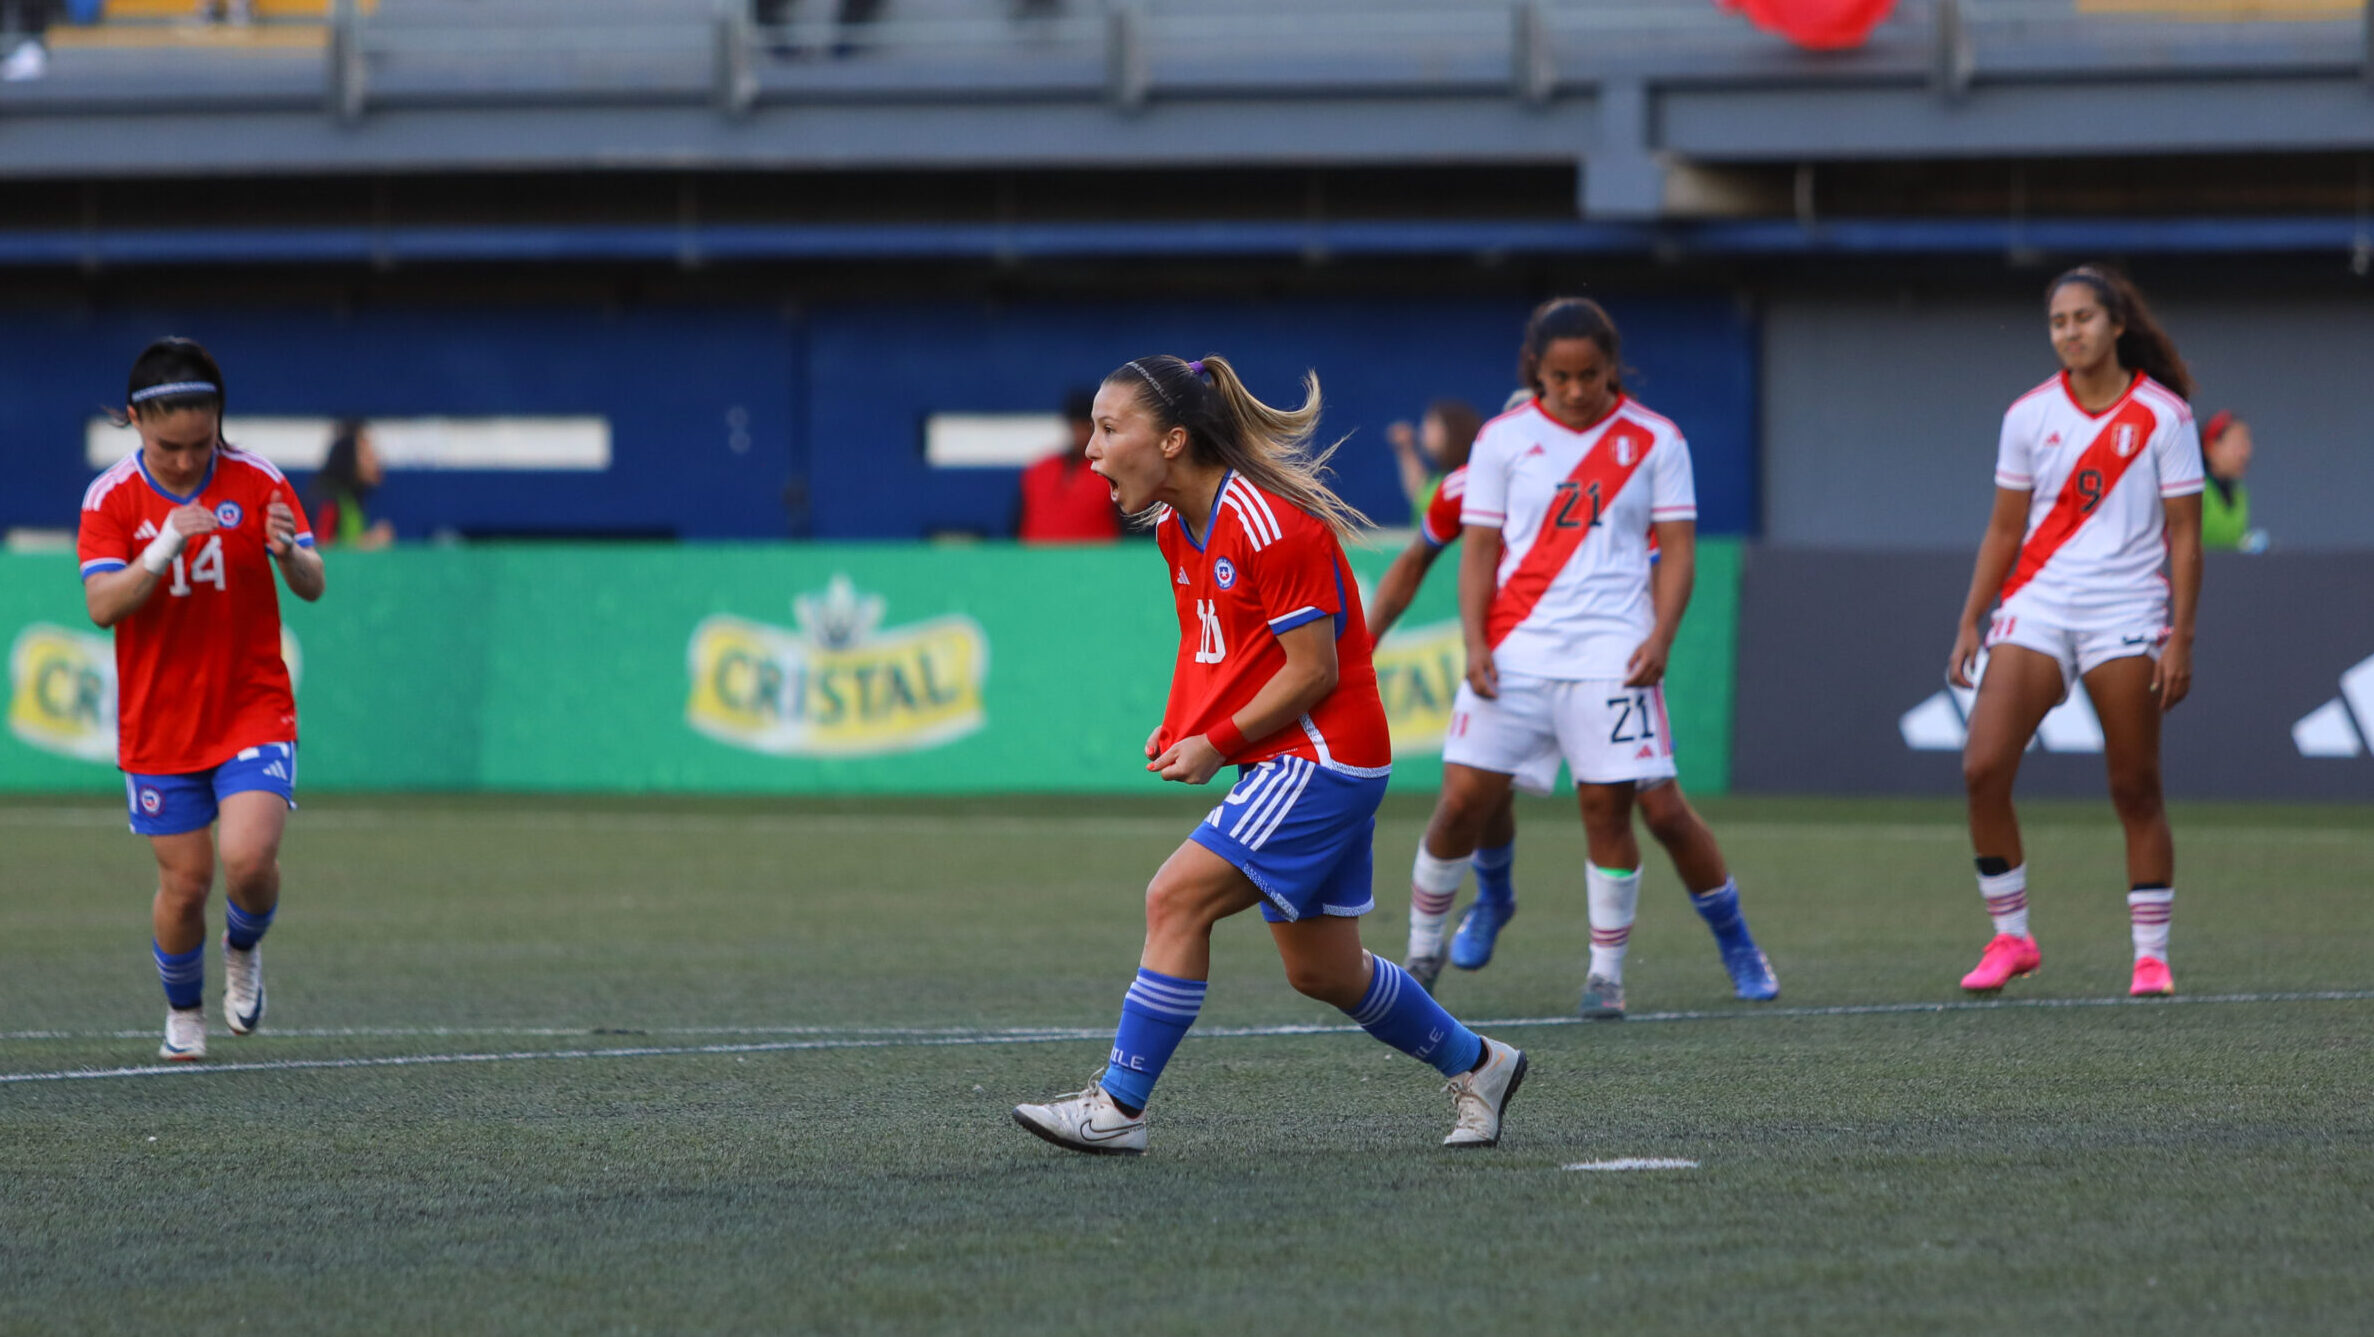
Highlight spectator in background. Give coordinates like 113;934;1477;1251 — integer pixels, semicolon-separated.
308;421;396;550
2;0;50;82
2199;410;2264;552
1016;389;1122;544
753;0;883;59
195;0;252;26
1385;398;1481;529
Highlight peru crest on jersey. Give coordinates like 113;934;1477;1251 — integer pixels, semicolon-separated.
1993;371;2203;623
1459;396;1696;680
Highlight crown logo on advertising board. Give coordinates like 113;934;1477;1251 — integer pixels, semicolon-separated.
686;574;989;759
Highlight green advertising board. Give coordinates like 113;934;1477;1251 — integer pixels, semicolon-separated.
2;540;1737;796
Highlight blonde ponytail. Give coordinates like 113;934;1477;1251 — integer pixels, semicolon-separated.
1110;353;1370;546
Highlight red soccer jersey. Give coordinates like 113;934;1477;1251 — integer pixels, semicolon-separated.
1419;465;1468;550
1153;473;1391;775
77;447;314;775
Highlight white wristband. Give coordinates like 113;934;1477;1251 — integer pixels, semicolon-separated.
138;515;188;574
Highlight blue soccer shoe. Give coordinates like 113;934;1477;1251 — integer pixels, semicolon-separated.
1719;936;1779;1001
1449;898;1516;971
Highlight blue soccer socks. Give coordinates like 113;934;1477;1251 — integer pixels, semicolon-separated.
1693;877;1781;1002
1346;952;1484;1078
153;941;203;1011
1102;968;1207;1112
224;900;276;952
1471;841;1516;908
1689;878;1746;941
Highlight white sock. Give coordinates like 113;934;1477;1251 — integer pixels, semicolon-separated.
2128;886;2173;961
1407;846;1466;958
1585;864;1641;981
1978;864;2030;939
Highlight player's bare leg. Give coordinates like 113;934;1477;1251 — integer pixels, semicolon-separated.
1406;764;1515;987
1575;781;1641;1017
2085;654;2177;995
1636;782;1722;890
1958;645;2063;991
215;791;286;923
214;791;288;1035
1638;781;1778;1000
1139;839;1264;983
1269;912;1379;1010
1479;791;1516;852
148;828;215;1058
149;830;216;959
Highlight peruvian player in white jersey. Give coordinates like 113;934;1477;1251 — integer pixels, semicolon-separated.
1947;265;2205;1002
1409;299;1774;1021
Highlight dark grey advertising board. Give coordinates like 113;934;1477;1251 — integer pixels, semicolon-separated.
1732;550;2374;800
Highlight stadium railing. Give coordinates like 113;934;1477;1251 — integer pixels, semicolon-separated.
16;1;2368;118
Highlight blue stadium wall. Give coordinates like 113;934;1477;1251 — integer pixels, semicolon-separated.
0;297;1760;541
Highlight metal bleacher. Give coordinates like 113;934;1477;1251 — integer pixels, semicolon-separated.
3;1;2371;227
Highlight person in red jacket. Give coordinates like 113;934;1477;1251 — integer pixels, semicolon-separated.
1016;390;1124;544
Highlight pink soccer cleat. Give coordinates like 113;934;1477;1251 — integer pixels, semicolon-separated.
2131;956;2174;997
1960;934;2042;992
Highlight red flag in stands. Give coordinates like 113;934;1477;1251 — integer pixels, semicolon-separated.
1721;0;1897;50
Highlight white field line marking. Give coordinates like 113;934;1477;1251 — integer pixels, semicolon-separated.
4;806;2368;845
3;989;2370;1083
1565;1158;1699;1171
0;808;1197;838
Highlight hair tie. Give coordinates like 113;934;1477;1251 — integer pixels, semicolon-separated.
1124;359;1176;411
1187;360;1205;377
129;380;219;404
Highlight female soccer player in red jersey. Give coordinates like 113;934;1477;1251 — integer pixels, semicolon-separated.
77;338;325;1059
1948;266;2203;999
1012;354;1526;1156
1413;299;1772;1022
1368;389;1775;1011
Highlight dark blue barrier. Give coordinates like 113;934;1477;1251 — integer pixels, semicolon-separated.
1;296;1758;542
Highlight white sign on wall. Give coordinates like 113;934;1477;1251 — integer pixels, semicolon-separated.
86;416;612;472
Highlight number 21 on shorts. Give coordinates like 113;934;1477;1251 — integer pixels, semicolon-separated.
1605;690;1656;745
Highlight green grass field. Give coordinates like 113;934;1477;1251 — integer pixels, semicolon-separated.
3;793;2369;1335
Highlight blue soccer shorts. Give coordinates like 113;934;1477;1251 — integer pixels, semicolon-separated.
1191;754;1391;924
124;741;298;837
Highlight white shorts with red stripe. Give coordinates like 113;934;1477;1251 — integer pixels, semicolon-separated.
1442;674;1678;791
1985;594;2169;699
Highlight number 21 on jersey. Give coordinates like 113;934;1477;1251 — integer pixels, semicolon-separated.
168;536;226;597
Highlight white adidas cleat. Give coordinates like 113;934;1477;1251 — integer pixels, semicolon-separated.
160;1007;207;1061
1442;1037;1526;1148
1012;1079;1148;1156
221;935;265;1036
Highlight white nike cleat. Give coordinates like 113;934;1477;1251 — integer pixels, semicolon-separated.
1442;1037;1526;1148
160;1007;207;1061
1012;1079;1148;1156
221;935;265;1035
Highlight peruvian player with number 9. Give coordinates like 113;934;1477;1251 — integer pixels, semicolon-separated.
1947;266;2205;1000
76;338;326;1061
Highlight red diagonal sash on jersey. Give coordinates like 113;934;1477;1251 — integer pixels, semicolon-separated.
1487;420;1658;648
1999;397;2159;603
